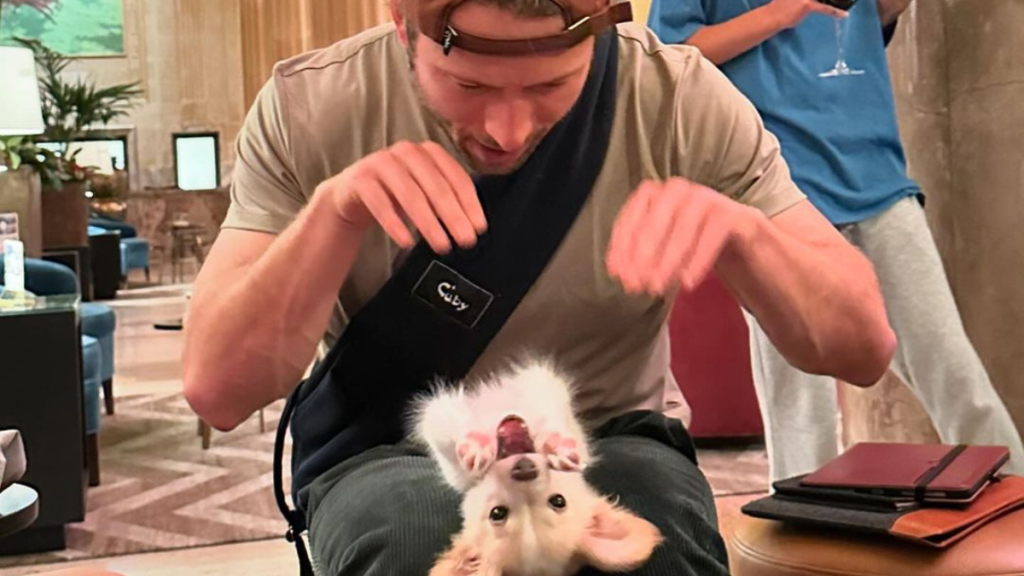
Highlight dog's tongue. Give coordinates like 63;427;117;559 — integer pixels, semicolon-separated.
496;416;535;460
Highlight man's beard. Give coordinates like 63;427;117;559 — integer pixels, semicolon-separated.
451;123;544;176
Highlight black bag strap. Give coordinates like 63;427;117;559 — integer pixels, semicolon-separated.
913;444;967;502
274;390;314;575
274;30;621;575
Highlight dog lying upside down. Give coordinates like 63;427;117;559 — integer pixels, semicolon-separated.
410;359;664;576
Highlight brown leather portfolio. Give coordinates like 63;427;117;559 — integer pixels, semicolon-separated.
800;442;1009;500
743;475;1024;548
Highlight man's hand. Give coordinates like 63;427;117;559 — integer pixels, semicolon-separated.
768;0;848;29
322;140;488;254
606;179;895;386
186;140;488;431
606;178;753;296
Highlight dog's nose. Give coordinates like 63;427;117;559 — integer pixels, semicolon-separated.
510;457;538;482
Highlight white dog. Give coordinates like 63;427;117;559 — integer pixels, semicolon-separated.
410;359;663;576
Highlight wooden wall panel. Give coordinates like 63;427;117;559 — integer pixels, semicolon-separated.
240;0;390;108
175;0;245;131
310;0;391;48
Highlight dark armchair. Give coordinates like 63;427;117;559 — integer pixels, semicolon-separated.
89;215;151;285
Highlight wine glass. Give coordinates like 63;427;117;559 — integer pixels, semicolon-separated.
819;13;864;78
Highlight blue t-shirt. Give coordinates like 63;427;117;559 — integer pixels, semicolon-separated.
648;0;920;225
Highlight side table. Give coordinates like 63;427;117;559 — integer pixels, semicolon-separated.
0;295;87;555
0;484;40;539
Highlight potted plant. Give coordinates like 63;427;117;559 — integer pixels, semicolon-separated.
0;136;65;189
0;137;48;256
10;36;141;249
16;38;141;163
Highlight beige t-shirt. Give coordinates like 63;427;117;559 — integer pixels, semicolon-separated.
222;22;805;428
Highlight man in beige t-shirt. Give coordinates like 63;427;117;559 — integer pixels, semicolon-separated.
183;0;895;573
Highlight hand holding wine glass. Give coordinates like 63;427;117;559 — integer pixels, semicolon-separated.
818;0;864;78
768;0;849;29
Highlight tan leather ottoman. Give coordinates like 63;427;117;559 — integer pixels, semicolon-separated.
729;508;1024;576
35;565;123;569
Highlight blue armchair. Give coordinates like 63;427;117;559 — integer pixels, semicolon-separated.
89;216;151;284
81;335;103;486
88;215;136;239
0;258;118;416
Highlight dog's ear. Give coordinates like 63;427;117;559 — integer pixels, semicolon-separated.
577;499;664;572
429;533;501;576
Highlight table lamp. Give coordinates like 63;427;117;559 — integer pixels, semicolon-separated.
0;46;44;306
0;46;45;137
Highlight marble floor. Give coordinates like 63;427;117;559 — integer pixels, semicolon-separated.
3;497;766;576
0;281;769;575
105;284;191;397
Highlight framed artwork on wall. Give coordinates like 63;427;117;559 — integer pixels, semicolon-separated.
173;132;221;191
0;0;125;57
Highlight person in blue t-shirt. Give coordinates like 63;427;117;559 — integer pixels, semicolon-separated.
648;0;1024;482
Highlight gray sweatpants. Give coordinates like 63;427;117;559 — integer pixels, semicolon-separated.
746;195;1024;482
305;412;729;576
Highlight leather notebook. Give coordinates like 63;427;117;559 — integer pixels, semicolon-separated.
743;475;1024;548
800;442;1009;500
773;475;921;512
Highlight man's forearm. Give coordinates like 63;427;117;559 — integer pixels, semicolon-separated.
686;5;786;65
715;206;896;385
183;191;364;430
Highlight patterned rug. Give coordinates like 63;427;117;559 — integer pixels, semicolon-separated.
699;445;770;497
0;393;290;569
0;392;766;569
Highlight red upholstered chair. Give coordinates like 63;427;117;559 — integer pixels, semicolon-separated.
668;274;764;439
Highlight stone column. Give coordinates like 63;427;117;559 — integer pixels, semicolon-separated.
941;0;1024;434
841;1;1024;445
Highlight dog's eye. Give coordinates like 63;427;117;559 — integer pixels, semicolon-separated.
548;494;567;510
489;506;509;523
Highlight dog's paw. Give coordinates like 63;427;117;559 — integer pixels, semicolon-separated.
540;432;584;472
456;432;496;478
